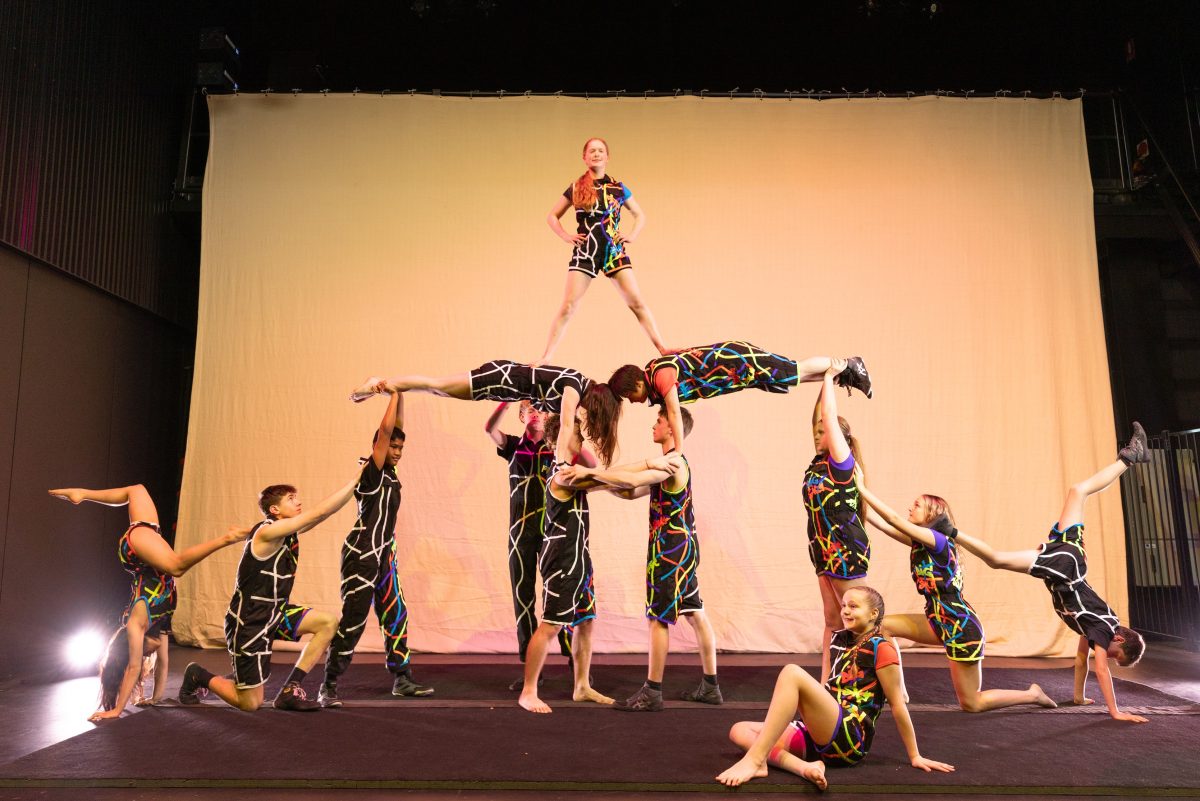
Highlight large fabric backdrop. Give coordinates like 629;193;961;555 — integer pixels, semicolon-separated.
174;94;1123;658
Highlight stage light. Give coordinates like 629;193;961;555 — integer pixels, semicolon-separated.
64;629;107;670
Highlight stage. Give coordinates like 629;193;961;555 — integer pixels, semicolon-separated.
2;648;1198;800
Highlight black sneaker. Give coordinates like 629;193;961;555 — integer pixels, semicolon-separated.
178;662;208;706
272;683;320;711
614;683;664;712
1119;421;1150;465
680;680;724;705
833;356;873;399
392;674;434;697
318;682;343;709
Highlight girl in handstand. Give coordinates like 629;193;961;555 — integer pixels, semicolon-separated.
49;484;246;720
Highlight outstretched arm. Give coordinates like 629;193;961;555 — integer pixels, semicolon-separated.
878;664;955;773
90;614;149;721
566;455;682;491
370;391;402;470
662;385;687;458
555;388;580;466
952;530;1038;573
863;507;912;546
484;402;511;448
858;484;939;549
257;471;362;543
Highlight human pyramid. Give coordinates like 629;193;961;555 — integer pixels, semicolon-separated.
51;137;1153;791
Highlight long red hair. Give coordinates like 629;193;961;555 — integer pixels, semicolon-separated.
572;137;608;209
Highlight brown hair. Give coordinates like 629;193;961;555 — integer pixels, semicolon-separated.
841;586;887;666
258;484;297;518
1114;625;1146;666
657;404;694;438
580;383;621;466
98;627;131;711
608;364;644;398
571;137;608;209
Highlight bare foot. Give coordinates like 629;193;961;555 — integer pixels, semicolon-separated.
1074;696;1096;707
573;686;615;705
1030;683;1058;709
349;376;384;403
518;692;551;714
49;489;85;504
716;755;769;787
800;760;828;791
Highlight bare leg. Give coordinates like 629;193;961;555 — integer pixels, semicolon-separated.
882;613;940;703
571;620;614;705
293;612;336;673
539;271;594;364
727;722;828;789
351;373;473;402
795;356;835;382
49;484;158;521
717;664;840;788
1057;460;1128;529
648;619;669;683
205;678;264;711
949;659;1056;712
819;575;865;682
683;610;718;675
609;270;671;355
519;622;558;713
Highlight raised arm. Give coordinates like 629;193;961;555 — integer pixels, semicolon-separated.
878;664;955;773
371;390;402;470
484;402;511;449
547;195;583;244
819;367;851;464
662;385;687;458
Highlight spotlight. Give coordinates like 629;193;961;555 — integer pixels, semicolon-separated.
64;629;107;670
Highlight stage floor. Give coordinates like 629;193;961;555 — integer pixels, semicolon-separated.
1;647;1198;800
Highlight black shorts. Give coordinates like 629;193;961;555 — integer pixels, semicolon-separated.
226;604;311;689
568;244;631;278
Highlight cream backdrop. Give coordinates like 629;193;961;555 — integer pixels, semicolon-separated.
173;94;1124;659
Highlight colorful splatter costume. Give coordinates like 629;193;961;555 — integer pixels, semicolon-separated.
803;452;870;579
225;520;312;689
539;461;596;628
1029;523;1119;649
642;341;799;406
325;459;411;680
564;175;633;278
789;629;899;766
118;521;177;633
469;361;592;414
646;454;702;623
499;434;572;660
910;529;985;662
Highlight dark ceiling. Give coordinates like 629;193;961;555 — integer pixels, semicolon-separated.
194;0;1196;95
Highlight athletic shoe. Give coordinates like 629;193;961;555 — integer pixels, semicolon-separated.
272;683;320;711
318;682;343;709
1119;421;1150;465
833;356;873;399
680;680;724;705
178;662;208;705
392;674;435;697
614;683;664;712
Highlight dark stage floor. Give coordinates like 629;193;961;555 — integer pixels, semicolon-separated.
1;647;1198;800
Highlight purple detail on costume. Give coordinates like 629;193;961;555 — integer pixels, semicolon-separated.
929;530;948;555
831;453;855;471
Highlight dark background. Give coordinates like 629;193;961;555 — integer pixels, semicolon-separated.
1;0;1197;676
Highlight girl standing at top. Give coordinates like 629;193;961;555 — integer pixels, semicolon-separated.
539;137;673;364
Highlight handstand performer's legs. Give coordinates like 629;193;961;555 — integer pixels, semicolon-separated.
717;664;839;788
49;484;159;521
1057;459;1128;530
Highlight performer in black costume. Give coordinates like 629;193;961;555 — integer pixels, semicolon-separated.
179;475;358;712
954;422;1150;724
320;389;431;707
